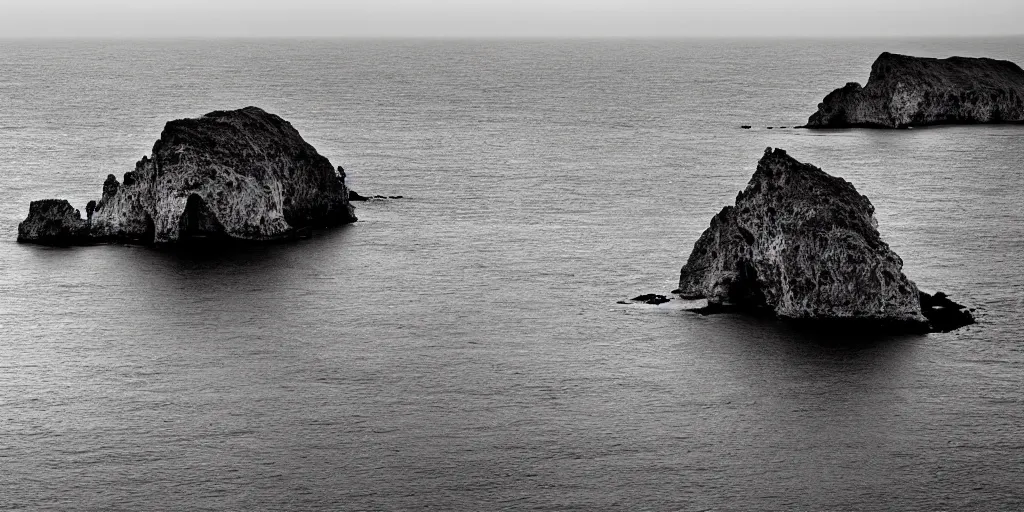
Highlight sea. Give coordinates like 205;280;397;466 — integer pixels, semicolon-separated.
1;38;1022;510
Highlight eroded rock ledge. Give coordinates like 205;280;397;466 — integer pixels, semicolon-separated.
675;147;974;333
18;106;356;245
805;52;1024;128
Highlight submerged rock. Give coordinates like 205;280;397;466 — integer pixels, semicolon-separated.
626;294;671;305
676;147;973;332
18;107;356;245
806;52;1024;128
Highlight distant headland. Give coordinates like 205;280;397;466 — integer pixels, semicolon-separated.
804;52;1024;128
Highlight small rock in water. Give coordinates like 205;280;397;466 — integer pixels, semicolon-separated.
920;291;976;332
16;199;89;245
741;125;752;129
629;294;671;305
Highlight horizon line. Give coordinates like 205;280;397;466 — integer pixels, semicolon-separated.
3;34;1024;41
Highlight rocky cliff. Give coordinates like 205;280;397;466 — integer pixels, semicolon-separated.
18;107;356;245
676;148;973;332
805;52;1024;128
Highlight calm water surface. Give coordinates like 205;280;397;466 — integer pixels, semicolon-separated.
1;38;1022;510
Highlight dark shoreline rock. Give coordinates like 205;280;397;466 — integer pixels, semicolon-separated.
805;52;1024;128
18;107;356;246
688;295;973;334
675;147;973;333
349;190;402;201
920;291;976;333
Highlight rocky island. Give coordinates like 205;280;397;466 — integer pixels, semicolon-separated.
18;106;356;245
805;52;1024;128
674;148;973;333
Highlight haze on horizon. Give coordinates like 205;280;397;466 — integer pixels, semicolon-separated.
0;0;1021;38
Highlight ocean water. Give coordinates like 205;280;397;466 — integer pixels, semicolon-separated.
1;38;1023;510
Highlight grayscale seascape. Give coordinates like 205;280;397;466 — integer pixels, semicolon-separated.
2;38;1023;510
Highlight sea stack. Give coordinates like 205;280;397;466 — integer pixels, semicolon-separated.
805;52;1024;128
676;147;973;332
18;106;356;245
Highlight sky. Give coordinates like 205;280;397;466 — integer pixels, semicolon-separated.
0;0;1021;38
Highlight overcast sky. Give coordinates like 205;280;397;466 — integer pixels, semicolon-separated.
0;0;1021;38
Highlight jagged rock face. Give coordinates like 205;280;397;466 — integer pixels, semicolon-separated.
19;106;356;245
806;52;1024;128
678;148;927;326
16;199;89;245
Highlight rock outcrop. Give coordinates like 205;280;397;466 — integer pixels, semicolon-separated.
16;199;89;245
18;107;356;245
676;147;973;332
805;52;1024;128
